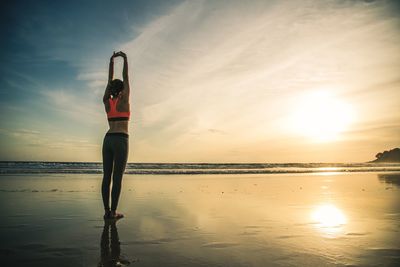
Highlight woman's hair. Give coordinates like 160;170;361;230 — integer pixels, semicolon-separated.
109;79;124;97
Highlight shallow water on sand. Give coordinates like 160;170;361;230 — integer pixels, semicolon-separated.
0;172;399;267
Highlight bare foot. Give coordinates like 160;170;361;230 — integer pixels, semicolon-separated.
103;210;112;220
111;211;124;220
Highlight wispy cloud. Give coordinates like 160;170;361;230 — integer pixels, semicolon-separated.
39;88;104;124
2;0;399;161
107;0;400;161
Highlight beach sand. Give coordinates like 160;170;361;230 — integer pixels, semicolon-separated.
0;172;399;267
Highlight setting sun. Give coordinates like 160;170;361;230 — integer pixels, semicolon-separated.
291;90;355;142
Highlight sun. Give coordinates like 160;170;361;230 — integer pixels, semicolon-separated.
291;90;354;142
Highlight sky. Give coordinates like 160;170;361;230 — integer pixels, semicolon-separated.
0;0;399;163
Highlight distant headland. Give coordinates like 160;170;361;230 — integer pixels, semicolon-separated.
371;148;400;163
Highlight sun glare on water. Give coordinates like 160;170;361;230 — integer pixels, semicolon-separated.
291;90;354;142
311;204;347;234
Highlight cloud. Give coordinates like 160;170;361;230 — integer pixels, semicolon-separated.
0;127;99;153
39;88;104;124
3;0;399;161
208;129;227;135
76;71;107;94
122;0;400;161
0;128;40;138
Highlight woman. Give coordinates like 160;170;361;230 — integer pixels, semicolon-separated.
102;51;130;220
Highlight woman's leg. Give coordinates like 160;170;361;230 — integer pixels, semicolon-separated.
111;136;129;212
102;135;114;212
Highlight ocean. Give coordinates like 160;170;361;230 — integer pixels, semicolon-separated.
1;161;400;175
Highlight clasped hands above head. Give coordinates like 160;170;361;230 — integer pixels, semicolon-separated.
110;51;127;60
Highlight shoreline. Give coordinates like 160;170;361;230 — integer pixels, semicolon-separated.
1;161;400;175
1;168;400;175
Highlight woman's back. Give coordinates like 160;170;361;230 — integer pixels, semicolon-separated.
104;95;130;134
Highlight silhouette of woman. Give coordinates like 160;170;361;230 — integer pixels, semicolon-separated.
101;51;130;220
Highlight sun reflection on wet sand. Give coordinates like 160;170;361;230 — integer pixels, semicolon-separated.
0;172;399;266
311;204;347;235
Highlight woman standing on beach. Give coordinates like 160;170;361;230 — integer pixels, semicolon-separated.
101;51;130;220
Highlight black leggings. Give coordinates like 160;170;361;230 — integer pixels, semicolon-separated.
102;133;129;211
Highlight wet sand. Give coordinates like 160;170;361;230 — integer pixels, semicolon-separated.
0;172;399;267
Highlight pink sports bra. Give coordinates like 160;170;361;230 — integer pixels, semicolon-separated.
107;97;130;121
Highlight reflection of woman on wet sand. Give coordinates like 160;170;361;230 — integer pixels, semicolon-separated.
102;51;130;220
98;221;130;267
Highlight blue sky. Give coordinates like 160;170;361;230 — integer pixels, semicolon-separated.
0;0;399;162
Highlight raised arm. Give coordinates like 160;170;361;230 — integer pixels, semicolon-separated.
115;51;130;98
108;52;115;82
103;52;115;102
122;53;128;83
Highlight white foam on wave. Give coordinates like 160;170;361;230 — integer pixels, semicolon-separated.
1;162;400;175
